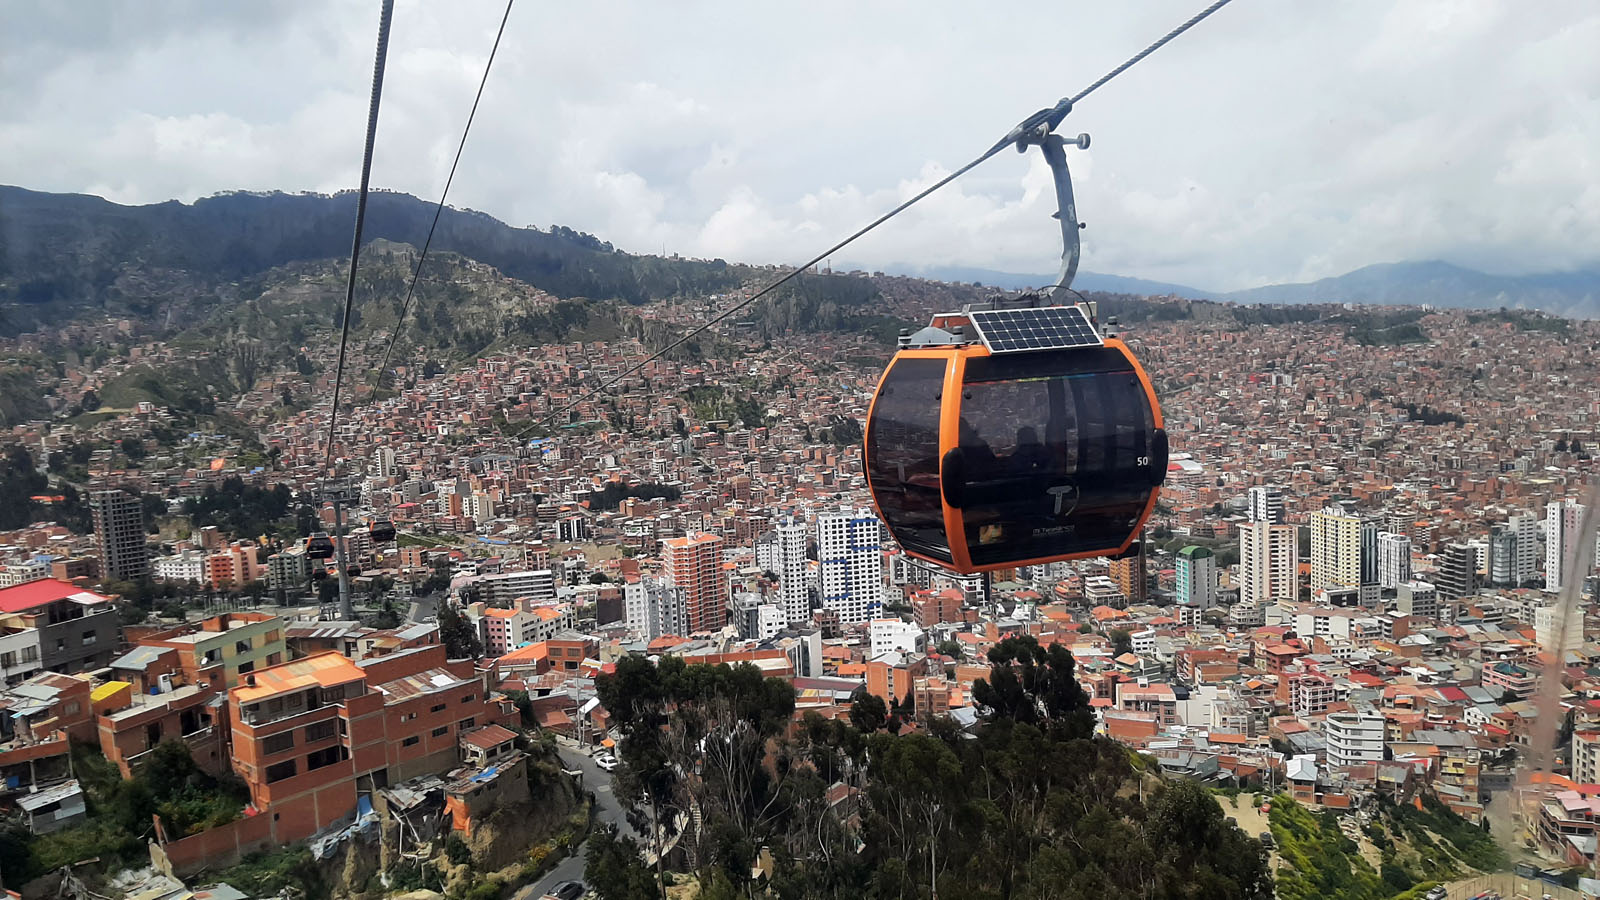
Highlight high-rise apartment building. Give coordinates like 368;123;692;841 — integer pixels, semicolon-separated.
1239;521;1298;607
1310;507;1362;594
817;509;883;625
1437;542;1477;601
1376;532;1412;589
623;575;686;640
775;516;811;626
91;489;149;581
1360;517;1381;587
1174;545;1217;610
1573;730;1600;786
1108;542;1148;605
1490;514;1539;587
1546;499;1587;592
663;532;728;632
1247;486;1285;524
377;447;397;479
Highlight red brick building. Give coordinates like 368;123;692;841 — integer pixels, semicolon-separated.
226;644;516;844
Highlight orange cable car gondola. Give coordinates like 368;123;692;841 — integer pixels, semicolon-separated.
305;531;336;560
863;111;1167;574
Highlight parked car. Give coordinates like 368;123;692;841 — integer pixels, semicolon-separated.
541;881;585;900
595;753;619;772
1259;832;1275;849
1424;886;1447;900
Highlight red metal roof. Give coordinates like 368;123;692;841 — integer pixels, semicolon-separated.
0;579;110;614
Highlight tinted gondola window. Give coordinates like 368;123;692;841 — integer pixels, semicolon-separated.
867;357;952;561
959;361;1154;567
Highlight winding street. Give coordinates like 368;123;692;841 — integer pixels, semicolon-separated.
514;744;633;900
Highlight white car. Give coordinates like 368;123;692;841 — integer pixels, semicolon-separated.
594;753;618;772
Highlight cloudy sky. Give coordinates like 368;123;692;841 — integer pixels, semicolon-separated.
4;1;1597;290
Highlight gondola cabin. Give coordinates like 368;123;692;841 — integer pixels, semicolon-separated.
864;304;1167;574
368;519;396;543
305;532;335;560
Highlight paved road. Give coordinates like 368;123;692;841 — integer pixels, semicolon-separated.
514;745;629;900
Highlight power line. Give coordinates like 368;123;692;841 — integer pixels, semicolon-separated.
370;0;516;398
325;0;395;469
514;0;1236;442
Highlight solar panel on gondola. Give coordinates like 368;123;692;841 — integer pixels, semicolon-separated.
968;306;1102;353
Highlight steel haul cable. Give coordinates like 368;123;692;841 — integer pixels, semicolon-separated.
513;0;1236;442
324;0;395;468
369;0;517;398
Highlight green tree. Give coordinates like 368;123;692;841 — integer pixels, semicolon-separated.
437;602;483;659
585;826;658;899
972;635;1093;737
848;691;888;733
1108;627;1134;657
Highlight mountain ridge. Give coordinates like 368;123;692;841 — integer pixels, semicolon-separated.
895;258;1600;317
4;185;1600;323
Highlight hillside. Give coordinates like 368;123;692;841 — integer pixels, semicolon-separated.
0;185;875;332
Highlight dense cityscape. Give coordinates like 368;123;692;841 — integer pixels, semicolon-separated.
5;254;1600;898
4;3;1598;898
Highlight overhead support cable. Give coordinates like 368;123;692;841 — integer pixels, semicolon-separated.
369;0;517;398
324;0;396;469
515;0;1237;442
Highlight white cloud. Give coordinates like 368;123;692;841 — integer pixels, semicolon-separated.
2;0;1598;292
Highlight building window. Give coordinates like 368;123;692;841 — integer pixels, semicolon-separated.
459;717;475;730
304;720;337;742
305;746;344;771
263;732;295;754
55;639;66;652
62;702;80;716
81;631;97;646
265;760;297;783
461;693;475;704
431;725;449;738
235;639;253;654
402;735;420;747
237;661;255;675
430;702;446;713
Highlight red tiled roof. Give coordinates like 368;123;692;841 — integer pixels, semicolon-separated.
0;579;110;614
461;723;517;750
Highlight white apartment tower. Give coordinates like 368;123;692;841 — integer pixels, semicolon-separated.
1326;711;1386;768
775;516;811;626
1240;521;1297;607
1376;531;1412;589
1247;486;1286;524
624;575;687;641
817;508;884;625
1546;499;1588;592
1490;514;1539;587
377;446;397;478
